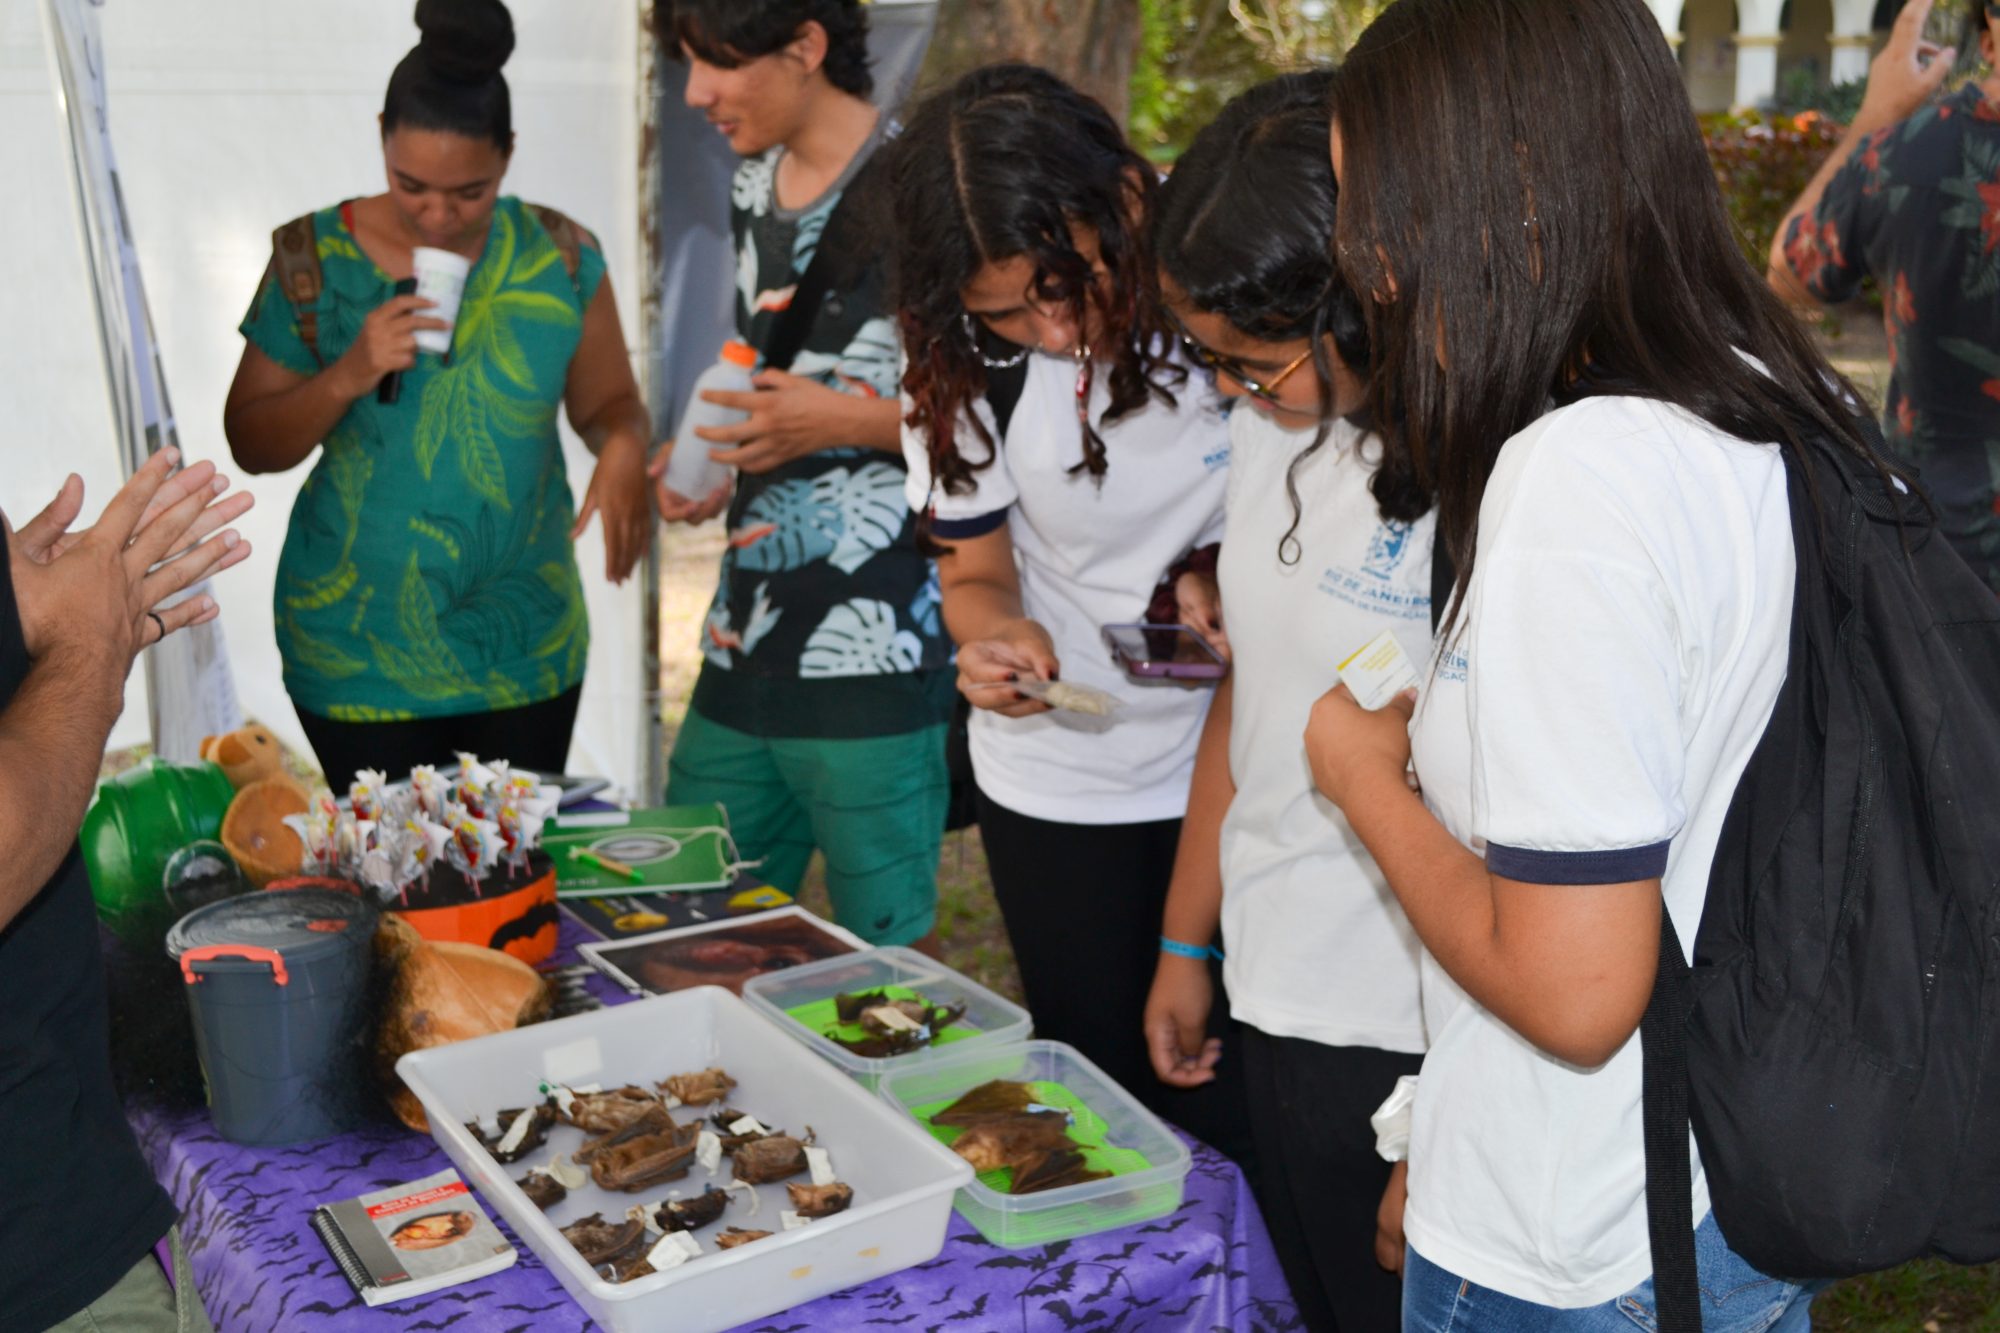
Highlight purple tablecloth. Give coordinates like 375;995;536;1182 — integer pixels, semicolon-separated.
126;920;1303;1332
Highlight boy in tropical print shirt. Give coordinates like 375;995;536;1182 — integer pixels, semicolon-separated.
655;0;952;949
1776;0;2000;593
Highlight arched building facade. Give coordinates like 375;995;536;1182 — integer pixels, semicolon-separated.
1649;0;1899;111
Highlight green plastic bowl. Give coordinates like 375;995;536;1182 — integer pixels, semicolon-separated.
82;760;237;948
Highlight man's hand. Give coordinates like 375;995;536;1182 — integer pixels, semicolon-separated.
570;434;653;584
648;444;733;525
14;461;245;567
1860;0;1958;131
9;448;253;667
1770;0;1957;297
697;369;874;474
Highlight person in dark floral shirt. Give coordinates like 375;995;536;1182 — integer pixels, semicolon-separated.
653;0;953;951
1775;0;2000;592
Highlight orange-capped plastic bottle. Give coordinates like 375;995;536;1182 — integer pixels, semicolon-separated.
661;339;758;503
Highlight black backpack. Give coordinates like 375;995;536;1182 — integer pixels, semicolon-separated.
1643;418;2000;1330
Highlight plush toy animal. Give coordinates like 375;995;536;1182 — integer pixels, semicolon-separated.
199;723;288;791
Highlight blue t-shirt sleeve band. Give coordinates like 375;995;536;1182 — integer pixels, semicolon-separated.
1485;840;1671;885
929;510;1009;540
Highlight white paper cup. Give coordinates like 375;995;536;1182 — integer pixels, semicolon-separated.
410;246;471;355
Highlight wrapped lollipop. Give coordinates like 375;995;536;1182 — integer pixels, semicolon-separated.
378;786;418;829
281;789;341;876
409;765;448;820
453;752;497;819
357;842;403;906
443;803;504;893
498;769;562;874
334;815;376;880
390;811;453;895
501;771;563;823
349;769;389;823
495;801;548;874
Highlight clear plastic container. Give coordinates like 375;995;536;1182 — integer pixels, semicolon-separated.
742;947;1033;1092
396;985;972;1333
876;1039;1192;1250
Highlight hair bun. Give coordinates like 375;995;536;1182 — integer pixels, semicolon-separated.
414;0;515;86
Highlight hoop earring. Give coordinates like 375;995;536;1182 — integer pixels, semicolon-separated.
960;313;1031;370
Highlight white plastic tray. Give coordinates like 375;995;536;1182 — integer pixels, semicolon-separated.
741;946;1034;1091
397;986;973;1333
878;1039;1191;1250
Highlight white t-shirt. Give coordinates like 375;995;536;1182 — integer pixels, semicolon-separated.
1403;394;1795;1307
901;349;1230;824
1217;408;1430;1053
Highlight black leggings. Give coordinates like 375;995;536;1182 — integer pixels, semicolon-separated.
974;787;1256;1170
295;686;583;790
1240;1026;1424;1332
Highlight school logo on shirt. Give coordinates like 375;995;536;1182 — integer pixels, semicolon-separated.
1202;443;1232;473
1317;520;1431;620
1437;644;1469;683
1362;520;1415;579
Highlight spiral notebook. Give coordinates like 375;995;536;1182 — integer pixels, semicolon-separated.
310;1169;516;1307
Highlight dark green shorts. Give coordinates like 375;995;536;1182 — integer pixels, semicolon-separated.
666;711;947;946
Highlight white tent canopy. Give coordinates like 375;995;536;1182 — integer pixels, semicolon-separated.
5;0;646;791
5;0;936;800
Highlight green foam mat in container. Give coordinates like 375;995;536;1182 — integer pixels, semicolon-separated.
786;985;986;1054
879;1040;1191;1249
911;1079;1154;1191
743;947;1031;1092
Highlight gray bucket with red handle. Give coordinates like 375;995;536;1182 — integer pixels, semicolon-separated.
165;886;378;1144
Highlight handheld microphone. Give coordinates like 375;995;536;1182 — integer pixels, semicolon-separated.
378;276;420;406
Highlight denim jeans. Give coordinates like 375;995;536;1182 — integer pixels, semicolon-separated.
1404;1213;1819;1332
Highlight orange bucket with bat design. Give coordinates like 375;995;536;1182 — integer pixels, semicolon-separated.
391;849;559;964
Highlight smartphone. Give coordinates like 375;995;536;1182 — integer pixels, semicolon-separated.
1101;622;1229;680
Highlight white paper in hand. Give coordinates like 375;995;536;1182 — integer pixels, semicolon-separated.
1337;630;1420;710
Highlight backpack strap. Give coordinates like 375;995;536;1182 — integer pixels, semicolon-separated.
526;203;586;297
983;357;1028;442
270;213;326;369
758;151;887;373
1642;914;1702;1333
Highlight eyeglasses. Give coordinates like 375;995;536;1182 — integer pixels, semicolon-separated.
1165;312;1314;406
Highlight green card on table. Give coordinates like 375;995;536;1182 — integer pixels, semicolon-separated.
544;804;737;896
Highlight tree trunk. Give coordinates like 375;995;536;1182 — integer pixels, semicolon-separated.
917;0;1143;126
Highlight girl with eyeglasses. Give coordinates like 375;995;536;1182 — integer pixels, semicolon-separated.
1143;71;1434;1332
887;63;1252;1161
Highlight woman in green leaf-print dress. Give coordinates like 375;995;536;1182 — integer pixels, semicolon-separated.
223;0;652;788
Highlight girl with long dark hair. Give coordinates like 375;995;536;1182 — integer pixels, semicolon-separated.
224;0;651;787
1303;0;1871;1325
1141;70;1432;1332
890;64;1249;1157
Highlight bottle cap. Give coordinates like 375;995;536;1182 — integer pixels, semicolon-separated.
720;340;758;370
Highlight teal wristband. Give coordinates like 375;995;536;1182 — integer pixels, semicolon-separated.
1160;935;1224;962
